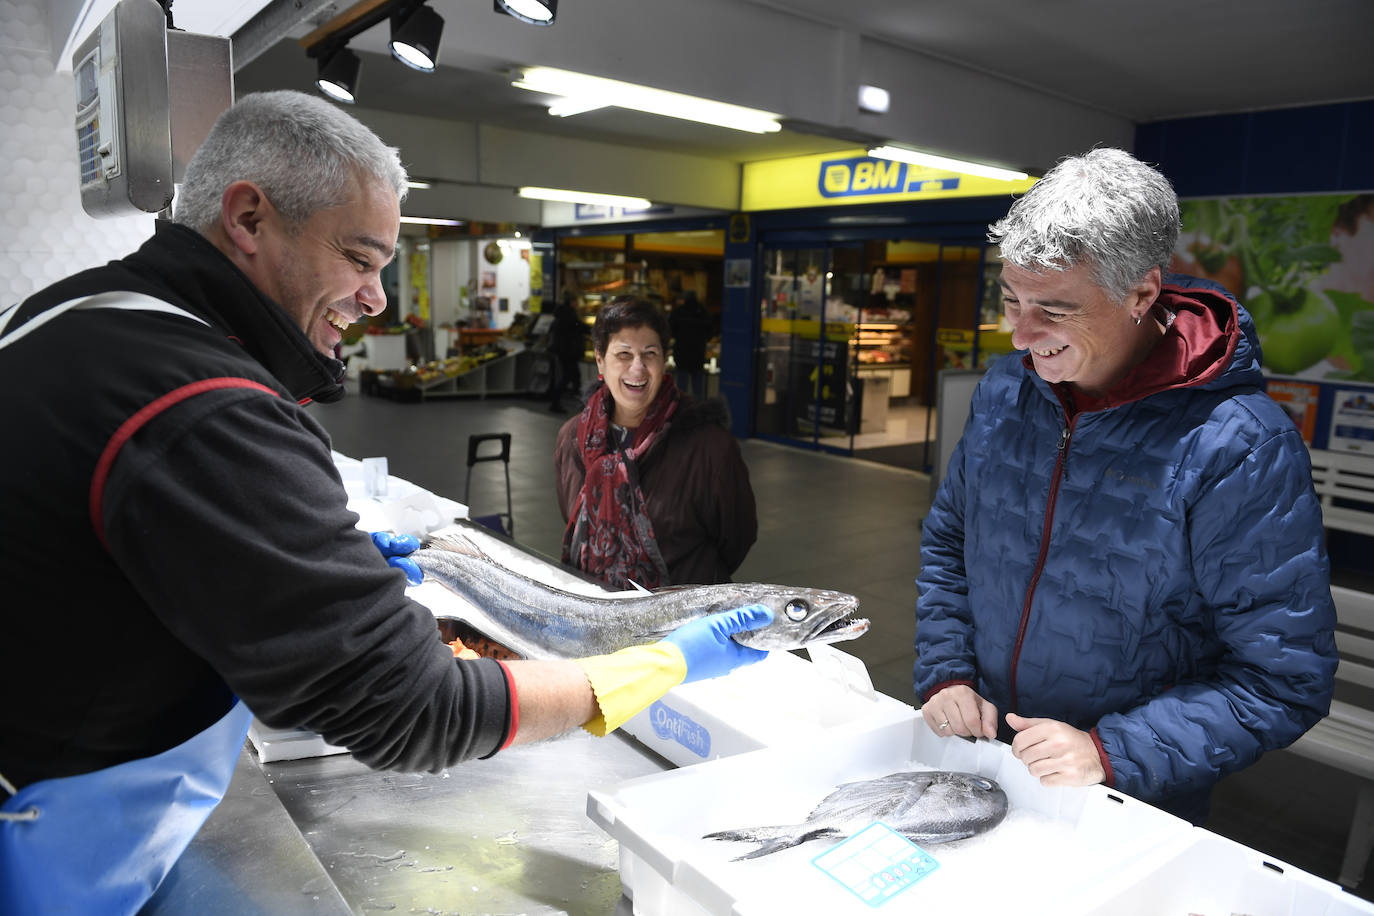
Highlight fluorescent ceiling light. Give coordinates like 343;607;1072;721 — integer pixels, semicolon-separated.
405;179;433;189
547;97;607;118
857;85;890;114
513;66;782;134
868;146;1028;182
400;216;464;226
518;186;652;208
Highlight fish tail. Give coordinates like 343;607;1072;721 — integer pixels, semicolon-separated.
424;533;493;562
701;827;772;843
732;838;803;861
703;826;805;860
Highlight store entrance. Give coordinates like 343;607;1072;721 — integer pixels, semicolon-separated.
753;238;1001;471
754;245;863;452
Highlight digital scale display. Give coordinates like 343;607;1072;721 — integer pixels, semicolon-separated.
74;50;102;186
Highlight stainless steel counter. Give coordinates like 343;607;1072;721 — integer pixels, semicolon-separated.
144;518;674;914
145;730;670;914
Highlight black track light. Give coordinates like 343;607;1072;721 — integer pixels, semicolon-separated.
316;48;361;104
494;0;557;26
390;4;445;72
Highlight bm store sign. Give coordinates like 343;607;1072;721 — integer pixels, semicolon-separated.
740;149;1036;211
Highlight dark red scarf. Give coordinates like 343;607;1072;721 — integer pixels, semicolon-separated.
561;377;680;589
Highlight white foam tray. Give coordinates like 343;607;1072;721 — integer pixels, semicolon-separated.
588;712;1202;916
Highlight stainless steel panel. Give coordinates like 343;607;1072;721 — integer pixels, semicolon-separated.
262;732;668;914
72;0;173;217
144;744;352;915
167;31;233;183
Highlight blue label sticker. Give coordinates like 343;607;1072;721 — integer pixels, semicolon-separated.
648;700;711;757
811;822;939;907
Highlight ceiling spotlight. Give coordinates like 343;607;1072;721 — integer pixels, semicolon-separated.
495;0;556;25
390;3;444;72
858;85;890;114
316;48;361;104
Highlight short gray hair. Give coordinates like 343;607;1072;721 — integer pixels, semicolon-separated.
988;147;1179;303
174;90;407;233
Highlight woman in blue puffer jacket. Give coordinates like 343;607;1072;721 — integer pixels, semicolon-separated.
915;147;1338;824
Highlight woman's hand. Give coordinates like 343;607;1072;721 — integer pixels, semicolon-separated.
921;685;998;740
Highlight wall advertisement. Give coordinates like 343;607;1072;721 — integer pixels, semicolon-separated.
1172;194;1374;381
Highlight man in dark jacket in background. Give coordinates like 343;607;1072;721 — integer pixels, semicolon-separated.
548;292;588;411
916;147;1337;824
668;290;711;397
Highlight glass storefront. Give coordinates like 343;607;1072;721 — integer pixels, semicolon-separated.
752;238;1005;471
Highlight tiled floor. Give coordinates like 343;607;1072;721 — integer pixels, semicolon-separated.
313;385;1374;902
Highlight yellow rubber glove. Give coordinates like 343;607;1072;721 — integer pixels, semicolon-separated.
574;604;774;735
575;643;687;736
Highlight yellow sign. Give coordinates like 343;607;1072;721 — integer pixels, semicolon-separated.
742;149;1037;211
760;317;855;341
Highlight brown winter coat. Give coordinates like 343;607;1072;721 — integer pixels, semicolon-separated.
554;393;758;586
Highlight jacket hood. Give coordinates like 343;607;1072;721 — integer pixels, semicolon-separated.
1028;273;1257;414
125;223;347;403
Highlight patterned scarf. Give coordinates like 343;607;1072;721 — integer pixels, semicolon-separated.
562;376;680;589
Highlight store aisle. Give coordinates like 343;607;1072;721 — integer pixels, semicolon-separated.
311;387;1372;903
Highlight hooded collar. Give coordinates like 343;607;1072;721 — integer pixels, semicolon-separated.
125;223;347;404
1031;277;1247;416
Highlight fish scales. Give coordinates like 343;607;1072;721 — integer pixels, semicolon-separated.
410;535;869;660
703;771;1008;860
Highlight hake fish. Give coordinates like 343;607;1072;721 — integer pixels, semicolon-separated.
703;771;1008;860
410;534;869;659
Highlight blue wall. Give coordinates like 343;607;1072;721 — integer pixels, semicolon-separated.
1135;99;1374;197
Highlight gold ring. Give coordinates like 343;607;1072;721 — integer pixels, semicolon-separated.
938;720;950;730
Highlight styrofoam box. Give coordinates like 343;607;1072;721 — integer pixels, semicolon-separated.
1079;827;1374;916
247;720;348;763
620;644;917;768
248;455;470;762
587;712;1200;916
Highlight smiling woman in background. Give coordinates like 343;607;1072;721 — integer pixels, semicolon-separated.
555;296;757;589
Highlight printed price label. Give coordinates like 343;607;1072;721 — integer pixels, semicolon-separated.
811;822;939;907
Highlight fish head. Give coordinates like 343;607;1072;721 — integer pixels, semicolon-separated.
911;772;1009;841
723;585;869;650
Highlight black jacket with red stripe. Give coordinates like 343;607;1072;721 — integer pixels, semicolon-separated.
0;222;512;789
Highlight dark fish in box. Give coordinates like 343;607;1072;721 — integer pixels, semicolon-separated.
703;770;1009;860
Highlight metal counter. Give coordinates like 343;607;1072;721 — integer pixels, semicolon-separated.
145;519;674;914
146;730;669;914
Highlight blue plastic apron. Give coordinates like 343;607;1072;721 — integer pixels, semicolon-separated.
0;700;253;915
1;291;243;914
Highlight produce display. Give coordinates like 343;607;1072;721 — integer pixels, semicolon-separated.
1173;193;1374;379
373;344;508;390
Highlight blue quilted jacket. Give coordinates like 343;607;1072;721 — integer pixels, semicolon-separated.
916;276;1338;822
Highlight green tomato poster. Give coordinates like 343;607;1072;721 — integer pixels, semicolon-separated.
1173;194;1374;380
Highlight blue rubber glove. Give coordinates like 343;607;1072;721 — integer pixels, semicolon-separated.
662;604;773;683
371;531;423;586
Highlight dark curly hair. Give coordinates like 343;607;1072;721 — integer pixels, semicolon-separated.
591;296;670;355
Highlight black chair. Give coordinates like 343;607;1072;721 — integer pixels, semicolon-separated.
464;433;513;536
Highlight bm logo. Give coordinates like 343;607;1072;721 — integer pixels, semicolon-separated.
818;157;960;198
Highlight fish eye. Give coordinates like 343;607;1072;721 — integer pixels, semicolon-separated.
784;599;810;622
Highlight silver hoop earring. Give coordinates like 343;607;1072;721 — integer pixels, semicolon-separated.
1134;314;1142;326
